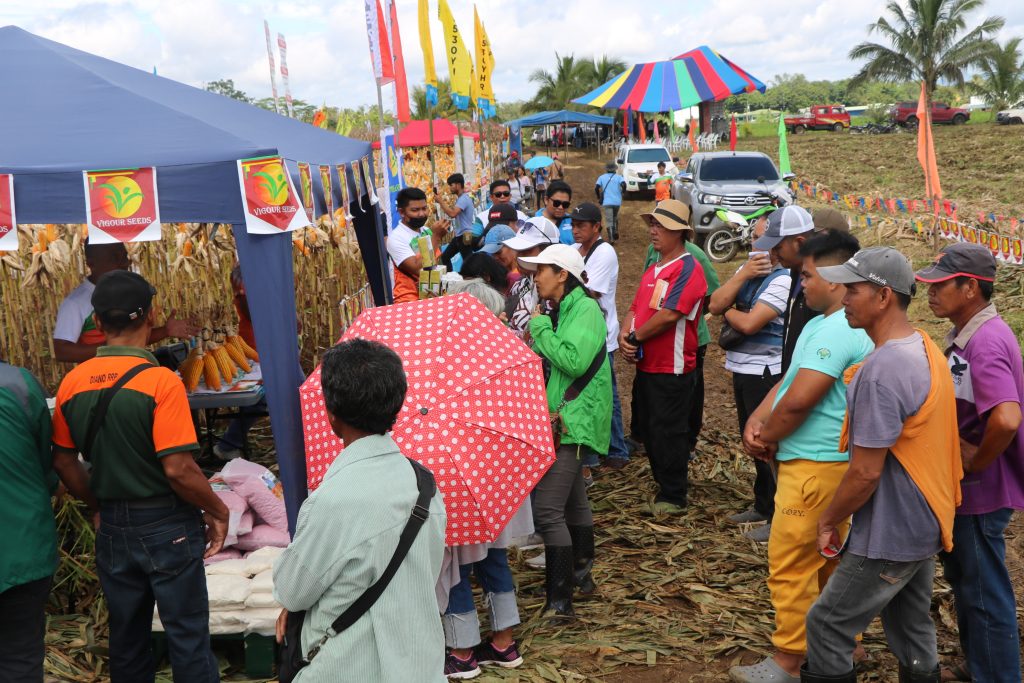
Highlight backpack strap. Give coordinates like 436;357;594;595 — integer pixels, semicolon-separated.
82;362;153;461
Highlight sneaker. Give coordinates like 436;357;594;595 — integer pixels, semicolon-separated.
604;457;628;470
509;533;543;551
727;508;768;524
582;468;595;489
728;657;800;683
475;640;523;669
525;552;546;569
444;651;481;679
744;524;771;543
213;443;243;461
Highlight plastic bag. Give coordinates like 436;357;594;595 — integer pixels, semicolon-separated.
235;524;290;552
243;546;285;576
221;459;287;531
203;549;243;566
206;574;251;609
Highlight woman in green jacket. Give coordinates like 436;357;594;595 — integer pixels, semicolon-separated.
520;244;612;618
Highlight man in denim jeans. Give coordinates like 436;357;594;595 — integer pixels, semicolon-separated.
51;271;229;682
804;248;963;683
916;244;1023;683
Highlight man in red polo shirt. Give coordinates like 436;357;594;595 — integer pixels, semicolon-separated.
620;199;707;516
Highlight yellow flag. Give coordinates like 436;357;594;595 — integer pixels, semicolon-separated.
417;0;438;107
438;0;472;110
481;15;495;112
473;6;487;111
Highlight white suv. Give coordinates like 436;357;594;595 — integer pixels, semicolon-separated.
616;144;676;194
996;104;1024;125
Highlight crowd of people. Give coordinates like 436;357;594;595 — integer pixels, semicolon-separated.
1;157;1021;683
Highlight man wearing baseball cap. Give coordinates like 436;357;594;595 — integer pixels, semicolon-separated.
51;270;228;682
570;202;628;473
620;199;707;515
504;216;560;339
916;243;1023;681
801;247;962;683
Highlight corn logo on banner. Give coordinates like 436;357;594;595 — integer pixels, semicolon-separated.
438;0;472;110
83;167;161;244
298;162;314;222
336;164;352;223
360;156;379;206
319;165;335;225
351;160;365;212
0;175;17;251
380;127;405;230
237;156;309;234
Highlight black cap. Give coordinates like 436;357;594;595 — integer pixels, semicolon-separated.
605;161;616;172
569;202;602;223
91;270;155;326
485;203;519;229
915;243;996;283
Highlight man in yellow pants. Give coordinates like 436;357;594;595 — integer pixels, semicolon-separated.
730;231;872;683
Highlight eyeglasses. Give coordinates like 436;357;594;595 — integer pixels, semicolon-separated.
493;191;511;198
549;200;571;209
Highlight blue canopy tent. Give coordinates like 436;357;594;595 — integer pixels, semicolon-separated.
504;111;615;127
0;25;389;531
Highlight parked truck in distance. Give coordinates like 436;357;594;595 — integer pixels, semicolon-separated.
889;101;970;127
784;105;851;133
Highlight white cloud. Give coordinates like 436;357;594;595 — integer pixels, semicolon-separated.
11;0;1024;108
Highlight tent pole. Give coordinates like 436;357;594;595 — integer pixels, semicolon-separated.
428;106;439;220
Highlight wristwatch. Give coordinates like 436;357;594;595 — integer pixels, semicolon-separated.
626;332;640;346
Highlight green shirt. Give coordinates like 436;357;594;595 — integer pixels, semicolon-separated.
645;242;720;346
774;310;874;462
529;287;613;454
53;346;199;500
273;434;447;683
0;362;57;593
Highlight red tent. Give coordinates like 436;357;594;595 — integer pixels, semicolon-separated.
371;118;479;148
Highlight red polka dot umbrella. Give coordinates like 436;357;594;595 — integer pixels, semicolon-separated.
300;293;556;545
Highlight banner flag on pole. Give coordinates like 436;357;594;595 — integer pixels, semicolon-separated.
438;0;472;110
482;18;495;117
263;20;281;114
380;127;405;230
0;174;18;251
418;0;439;107
387;0;412;123
365;0;395;85
473;5;490;118
777;112;791;175
237;156;309;234
916;82;942;201
729;114;737;151
83;168;161;244
688;117;696;151
277;33;295;118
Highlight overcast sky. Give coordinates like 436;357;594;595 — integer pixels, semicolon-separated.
8;0;1024;109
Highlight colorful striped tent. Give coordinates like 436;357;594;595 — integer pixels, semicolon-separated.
572;45;766;112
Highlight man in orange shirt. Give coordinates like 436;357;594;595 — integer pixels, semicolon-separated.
51;270;228;682
651;161;673;204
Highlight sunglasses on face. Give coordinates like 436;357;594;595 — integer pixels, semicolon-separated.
549;200;571;209
493;191;511;198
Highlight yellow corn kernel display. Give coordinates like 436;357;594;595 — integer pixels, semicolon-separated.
202;351;221;391
223;341;251;373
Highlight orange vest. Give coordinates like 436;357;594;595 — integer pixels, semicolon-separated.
841;330;963;551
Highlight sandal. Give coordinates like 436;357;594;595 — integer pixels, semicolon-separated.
941;663;971;682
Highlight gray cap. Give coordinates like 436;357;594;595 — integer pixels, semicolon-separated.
753;205;814;250
915;242;996;283
817;246;916;296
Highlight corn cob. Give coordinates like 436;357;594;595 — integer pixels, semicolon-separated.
222;340;251;373
208;343;236;384
181;355;203;393
202;349;221;391
227;329;259;362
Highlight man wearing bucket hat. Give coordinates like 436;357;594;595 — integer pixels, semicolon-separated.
801;247;962;683
620;199;707;516
593;162;626;243
503;216;560;339
915;243;1023;682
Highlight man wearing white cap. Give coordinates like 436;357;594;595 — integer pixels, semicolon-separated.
503;216;560;339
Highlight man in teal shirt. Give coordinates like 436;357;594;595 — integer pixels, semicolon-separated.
733;231;871;683
641;240;720;456
0;360;56;680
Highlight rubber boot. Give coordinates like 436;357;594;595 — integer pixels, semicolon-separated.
800;663;857;682
567;525;596;595
542;546;575;619
897;664;940;683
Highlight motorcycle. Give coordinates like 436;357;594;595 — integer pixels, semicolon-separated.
702;190;790;263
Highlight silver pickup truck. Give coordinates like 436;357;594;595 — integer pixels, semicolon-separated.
673;151;796;244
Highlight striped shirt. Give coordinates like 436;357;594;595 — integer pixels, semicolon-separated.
724;266;790;376
629;252;707;375
273;434;447;683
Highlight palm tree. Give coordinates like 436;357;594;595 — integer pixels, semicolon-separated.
971;37;1024;110
527;53;591;111
848;0;1004;114
581;55;628;91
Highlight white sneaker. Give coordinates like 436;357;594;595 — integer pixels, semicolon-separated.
525;552;546;569
510;533;544;551
213;443;243;461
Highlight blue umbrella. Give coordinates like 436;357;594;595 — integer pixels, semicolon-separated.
524;155;554;170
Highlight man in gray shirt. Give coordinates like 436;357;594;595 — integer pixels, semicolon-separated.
436;173;477;268
804;247;962;683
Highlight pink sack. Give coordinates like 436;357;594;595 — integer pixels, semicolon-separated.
234;524;290;551
221;459;288;532
204;548;243;565
210;476;249;547
238;510;255;536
